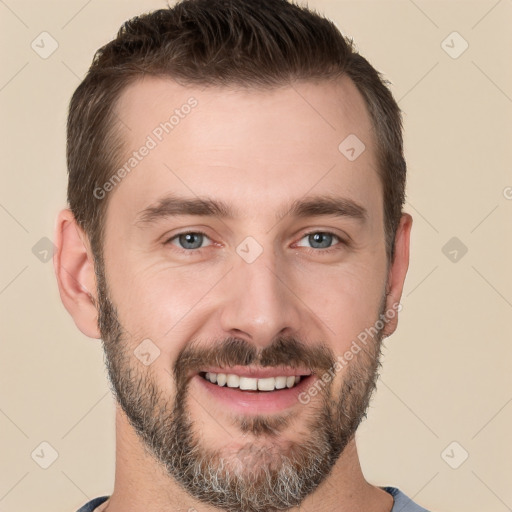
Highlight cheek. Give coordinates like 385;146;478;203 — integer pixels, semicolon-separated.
106;252;228;345
299;261;386;352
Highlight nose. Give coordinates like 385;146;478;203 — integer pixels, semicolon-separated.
218;247;303;349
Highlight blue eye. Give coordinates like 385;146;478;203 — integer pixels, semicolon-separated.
296;231;343;251
167;231;211;250
164;230;346;256
307;232;335;249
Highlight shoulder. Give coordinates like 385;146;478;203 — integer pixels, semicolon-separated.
381;486;431;512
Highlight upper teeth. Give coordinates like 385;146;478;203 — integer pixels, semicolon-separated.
204;372;301;391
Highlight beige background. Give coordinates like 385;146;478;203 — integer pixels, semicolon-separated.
1;1;511;511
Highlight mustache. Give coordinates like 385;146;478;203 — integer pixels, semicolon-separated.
173;335;336;384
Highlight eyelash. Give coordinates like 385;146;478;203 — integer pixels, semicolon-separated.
165;230;347;255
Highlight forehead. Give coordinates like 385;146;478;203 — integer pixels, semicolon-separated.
108;76;381;224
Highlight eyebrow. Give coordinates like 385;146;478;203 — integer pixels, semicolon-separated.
134;193;367;226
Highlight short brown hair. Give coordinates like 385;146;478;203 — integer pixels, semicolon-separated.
67;0;406;265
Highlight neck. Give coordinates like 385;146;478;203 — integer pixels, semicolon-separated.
100;405;393;512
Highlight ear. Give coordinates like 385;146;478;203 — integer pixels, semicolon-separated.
382;212;413;338
53;208;101;339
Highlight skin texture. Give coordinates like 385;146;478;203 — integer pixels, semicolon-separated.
54;76;412;512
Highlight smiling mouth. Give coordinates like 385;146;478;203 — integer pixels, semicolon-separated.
199;371;309;392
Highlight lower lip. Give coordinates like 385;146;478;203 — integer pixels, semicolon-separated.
192;374;316;415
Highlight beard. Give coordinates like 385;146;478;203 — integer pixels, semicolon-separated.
95;256;387;512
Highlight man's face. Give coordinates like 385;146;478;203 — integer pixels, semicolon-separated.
97;77;392;511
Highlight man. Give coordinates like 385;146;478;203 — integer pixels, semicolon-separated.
53;0;428;511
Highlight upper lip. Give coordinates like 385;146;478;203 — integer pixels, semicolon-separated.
196;366;313;379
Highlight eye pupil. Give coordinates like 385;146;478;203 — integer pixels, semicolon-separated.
172;231;338;252
179;233;203;249
309;232;332;249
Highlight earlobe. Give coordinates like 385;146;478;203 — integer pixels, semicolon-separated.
53;209;101;339
382;212;413;338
